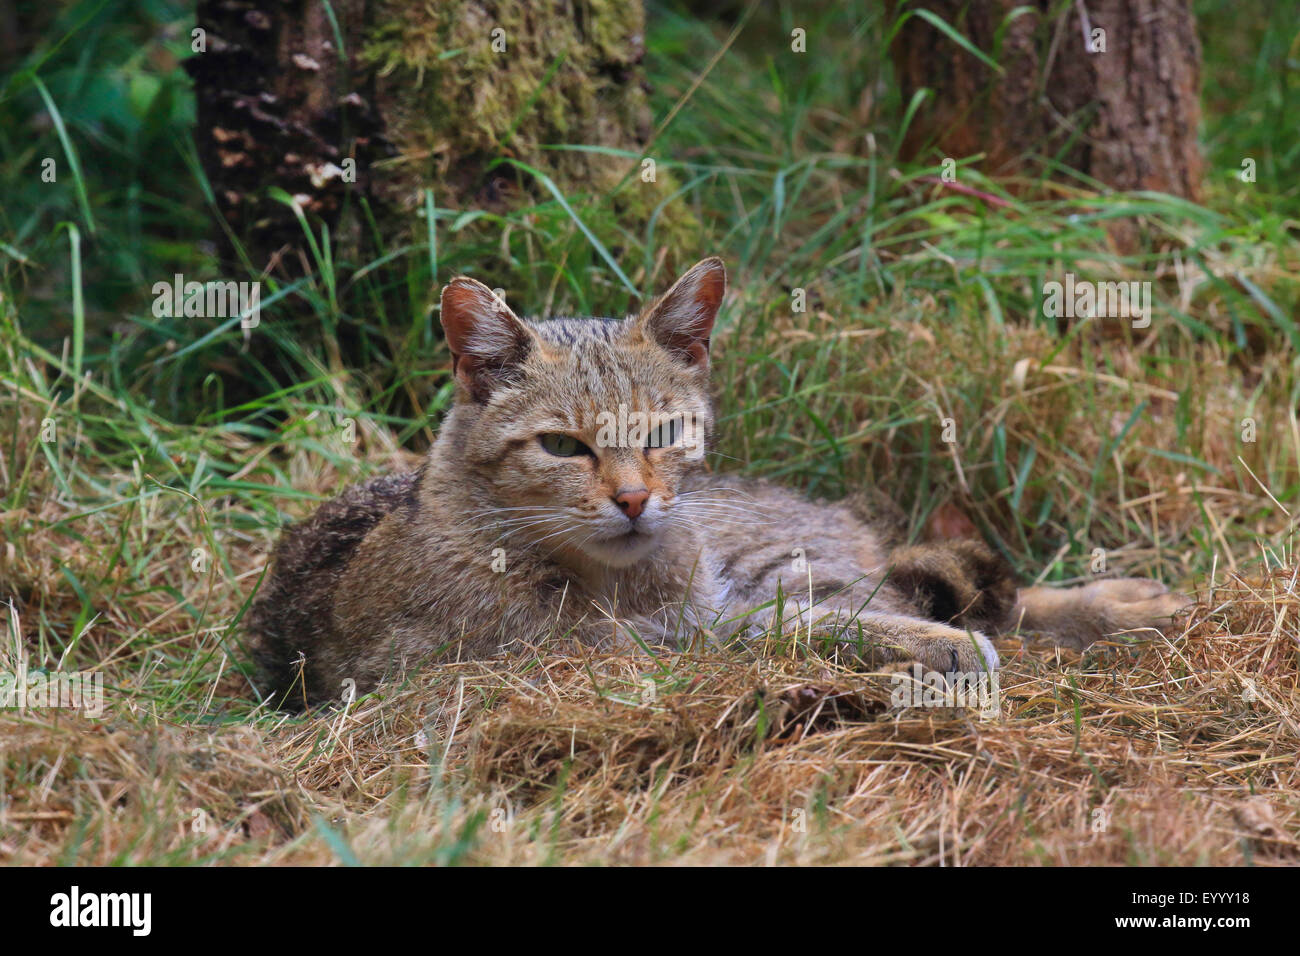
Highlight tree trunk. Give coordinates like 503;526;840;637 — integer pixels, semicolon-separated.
1;2;59;72
888;0;1203;204
185;0;659;279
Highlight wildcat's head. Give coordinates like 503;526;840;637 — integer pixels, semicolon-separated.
437;258;725;568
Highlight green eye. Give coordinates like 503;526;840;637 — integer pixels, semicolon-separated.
646;417;681;449
539;433;590;457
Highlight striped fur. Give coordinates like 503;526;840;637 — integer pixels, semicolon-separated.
247;259;1189;709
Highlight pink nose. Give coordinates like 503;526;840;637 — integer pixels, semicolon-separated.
614;487;650;519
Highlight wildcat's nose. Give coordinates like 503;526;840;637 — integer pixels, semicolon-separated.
613;487;650;519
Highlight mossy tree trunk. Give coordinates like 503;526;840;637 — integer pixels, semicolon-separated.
186;0;655;279
888;0;1204;203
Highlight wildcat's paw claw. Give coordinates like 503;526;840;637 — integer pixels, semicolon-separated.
906;625;999;674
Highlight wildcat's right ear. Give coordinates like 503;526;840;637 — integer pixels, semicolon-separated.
640;257;726;368
439;277;537;402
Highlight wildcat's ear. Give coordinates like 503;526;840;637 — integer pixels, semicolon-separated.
439;277;537;402
640;257;725;368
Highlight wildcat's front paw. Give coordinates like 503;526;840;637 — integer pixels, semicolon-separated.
878;619;1000;675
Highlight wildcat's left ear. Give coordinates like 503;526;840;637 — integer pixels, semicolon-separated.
640;257;726;368
439;276;537;403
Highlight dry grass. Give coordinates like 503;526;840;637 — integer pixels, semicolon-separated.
3;565;1299;865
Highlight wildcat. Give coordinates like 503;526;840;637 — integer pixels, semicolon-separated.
248;257;1190;709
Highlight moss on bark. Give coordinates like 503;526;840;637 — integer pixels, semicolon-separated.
190;0;698;312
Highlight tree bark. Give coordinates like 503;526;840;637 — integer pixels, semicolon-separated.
1;2;58;72
185;0;658;277
888;0;1203;203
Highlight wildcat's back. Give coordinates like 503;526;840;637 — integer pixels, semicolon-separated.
248;258;1189;709
247;471;421;707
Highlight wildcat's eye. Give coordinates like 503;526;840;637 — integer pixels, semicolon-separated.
538;433;591;457
645;417;682;449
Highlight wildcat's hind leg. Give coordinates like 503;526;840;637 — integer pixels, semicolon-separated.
885;539;1019;633
881;538;1191;651
1013;578;1192;650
